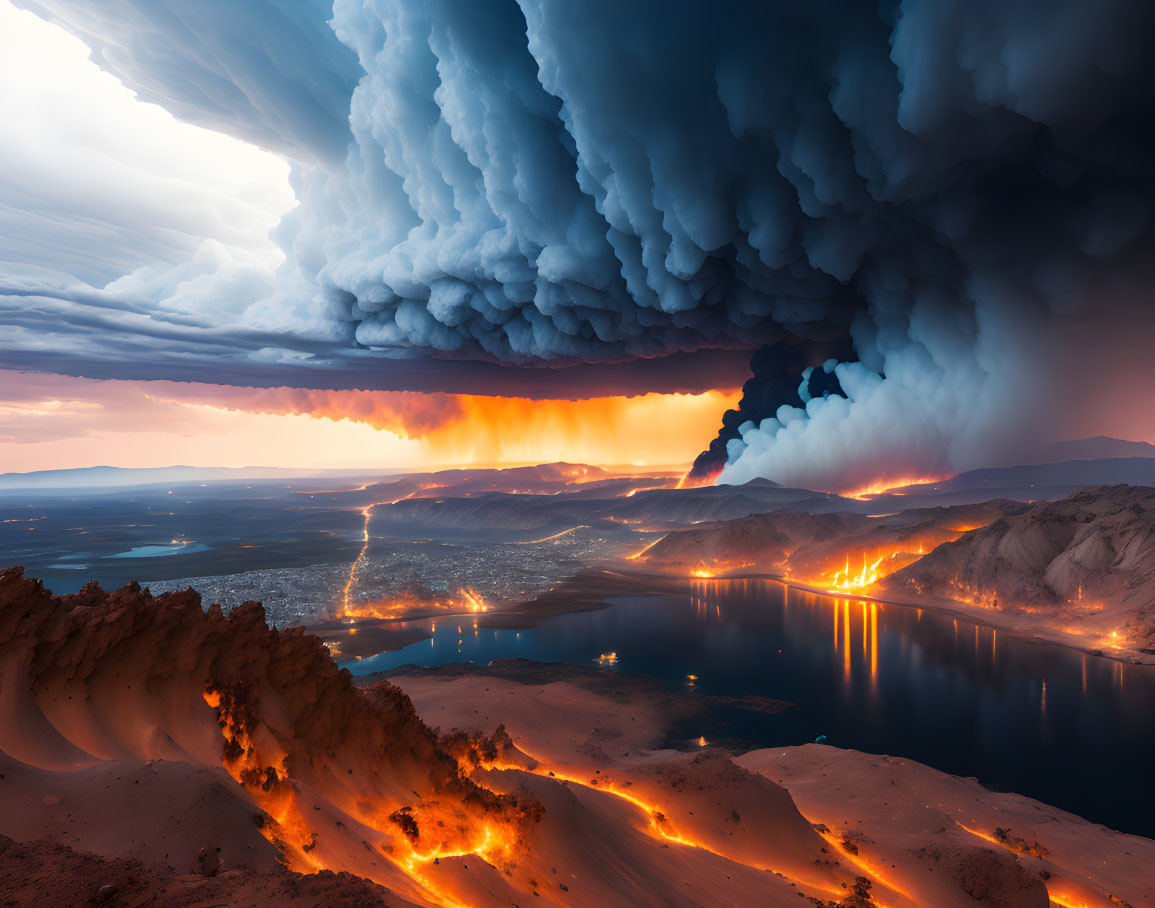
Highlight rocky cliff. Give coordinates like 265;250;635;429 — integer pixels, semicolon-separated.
0;566;534;904
885;486;1155;648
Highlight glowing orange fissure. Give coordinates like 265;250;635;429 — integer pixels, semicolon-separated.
201;686;326;871
340;483;458;617
469;747;909;907
201;685;521;905
952;821;1115;908
203;681;913;906
626;533;668;561
844;474;954;500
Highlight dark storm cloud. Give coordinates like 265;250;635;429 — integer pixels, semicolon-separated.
6;0;1155;485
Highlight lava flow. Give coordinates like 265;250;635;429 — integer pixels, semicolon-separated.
0;568;544;907
3;568;1150;906
338;585;488;621
202;685;326;871
797;543;935;594
453;736;913;908
826;553;886;592
340;482;455;615
200;678;534;904
844;474;954;500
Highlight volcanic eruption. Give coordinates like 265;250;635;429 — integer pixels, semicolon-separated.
3;1;1155;905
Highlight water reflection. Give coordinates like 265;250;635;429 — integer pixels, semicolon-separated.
352;577;1155;837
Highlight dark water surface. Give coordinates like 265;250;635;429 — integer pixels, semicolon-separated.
351;578;1155;838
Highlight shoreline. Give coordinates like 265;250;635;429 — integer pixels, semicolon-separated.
771;573;1155;667
600;563;1155;668
320;563;1155;668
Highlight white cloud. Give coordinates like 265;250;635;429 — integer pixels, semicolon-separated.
0;1;295;286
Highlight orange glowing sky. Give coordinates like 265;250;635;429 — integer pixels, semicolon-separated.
0;370;740;473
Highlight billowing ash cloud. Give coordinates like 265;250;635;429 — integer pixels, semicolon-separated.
7;0;1155;486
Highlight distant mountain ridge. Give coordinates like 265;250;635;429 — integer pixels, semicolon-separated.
4;437;1154;496
0;464;396;491
884;458;1155;508
1031;436;1155;463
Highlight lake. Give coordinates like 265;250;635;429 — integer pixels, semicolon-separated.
349;577;1155;838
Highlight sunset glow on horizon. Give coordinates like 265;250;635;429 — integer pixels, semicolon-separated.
0;369;740;473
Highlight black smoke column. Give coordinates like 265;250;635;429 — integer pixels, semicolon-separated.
689;341;854;481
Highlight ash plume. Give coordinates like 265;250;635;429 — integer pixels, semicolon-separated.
688;340;854;482
7;0;1155;487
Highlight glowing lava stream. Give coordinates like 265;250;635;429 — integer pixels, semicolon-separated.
951;821;1114;908
513;525;590;544
844;474;953;500
476;749;909;907
626;533;668;560
204;685;513;908
341;485;450;613
811;828;915;904
397;827;513;908
341;504;376;613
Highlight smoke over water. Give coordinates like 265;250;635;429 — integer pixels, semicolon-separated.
8;0;1155;488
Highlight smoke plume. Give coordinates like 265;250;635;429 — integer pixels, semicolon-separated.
689;341;853;481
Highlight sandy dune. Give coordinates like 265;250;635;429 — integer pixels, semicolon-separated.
1;566;1150;906
396;669;1155;908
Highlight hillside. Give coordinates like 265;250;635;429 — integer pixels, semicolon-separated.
885;485;1155;649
